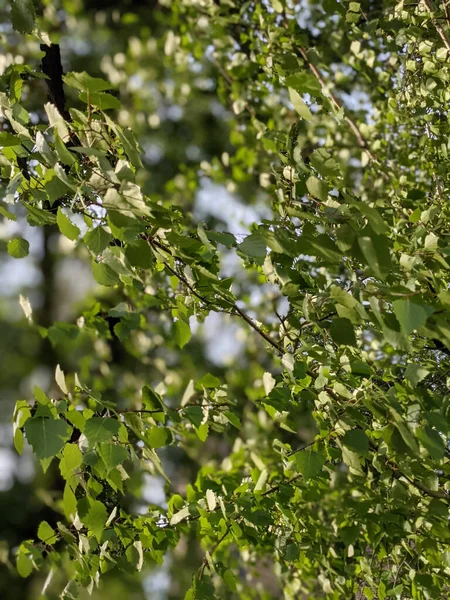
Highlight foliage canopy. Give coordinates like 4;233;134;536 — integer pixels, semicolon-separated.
2;0;450;598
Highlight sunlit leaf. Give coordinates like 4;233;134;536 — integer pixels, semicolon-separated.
7;237;29;258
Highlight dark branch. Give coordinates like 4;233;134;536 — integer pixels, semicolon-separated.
40;43;71;121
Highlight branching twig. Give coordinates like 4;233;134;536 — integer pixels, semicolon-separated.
295;44;376;162
375;444;450;502
421;0;450;51
199;525;232;580
120;401;231;415
149;237;283;354
397;469;449;501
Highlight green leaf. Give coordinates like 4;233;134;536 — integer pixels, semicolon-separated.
98;442;129;472
126;540;144;571
84;417;120;445
260;228;297;256
170;505;190;526
195;423;208;442
146;426;173;448
11;74;25;105
0;202;17;221
48;322;79;346
358;234;392;280
285;72;321;96
24;417;71;459
392;300;434;335
350;360;372;376
342;446;364;475
206;489;216;511
0;131;22;146
63;72;112;93
285;543;300;562
282;353;294;372
16;552;33;577
238;233;267;262
199;373;221;388
416;426;445;459
14;428;24;454
63;483;77;521
296;234;341;262
342;429;369;457
57;208;80;241
59;443;82;480
254;468;268;492
26;203;57;226
263;372;276;395
54;134;76;166
223;410;242;429
438;290;450;308
7;237;29;258
55;364;68;394
114;312;140;341
142;385;166;423
118;127;144;169
185;576;215;600
309;148;341;178
105;116;143;168
37;521;57;545
222;569;238;592
92;261;120;286
330;317;356;346
44;174;72;205
174;320;191;349
79;91;120;110
84;227;112;255
10;0;36;33
125;239;154;268
288;88;312;121
293;450;325;479
356;203;389;235
389;408;420;455
271;0;283;13
404;364;429;386
78;498;108;541
207;230;236;248
306;176;328;201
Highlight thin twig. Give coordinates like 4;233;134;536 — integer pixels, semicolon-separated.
231;304;283;353
149;237;283;354
376;445;450;502
421;0;450;51
213;60;256;118
199;525;232;580
443;0;450;24
261;473;302;497
287;438;318;457
295;44;376;162
120;402;231;415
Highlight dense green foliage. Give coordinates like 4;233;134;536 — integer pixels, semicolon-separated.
2;0;450;598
